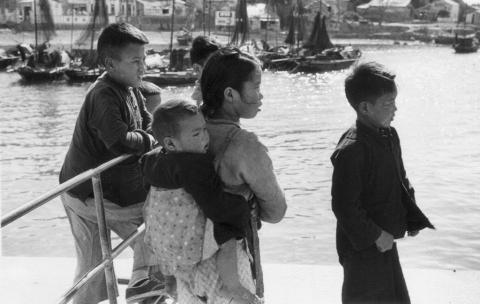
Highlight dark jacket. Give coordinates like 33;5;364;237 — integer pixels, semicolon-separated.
141;148;251;245
331;120;434;258
59;72;153;206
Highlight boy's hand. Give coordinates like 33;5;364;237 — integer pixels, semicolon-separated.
375;230;394;252
408;230;420;237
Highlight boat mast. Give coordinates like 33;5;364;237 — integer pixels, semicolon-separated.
34;0;38;51
208;0;212;36
70;3;74;53
169;0;176;53
264;0;268;43
90;0;98;56
202;0;206;35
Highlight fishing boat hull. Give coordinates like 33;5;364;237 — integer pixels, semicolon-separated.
0;56;20;70
453;44;479;53
16;66;68;81
65;68;103;82
258;52;298;72
453;35;479;53
293;58;358;74
177;36;192;46
143;71;197;86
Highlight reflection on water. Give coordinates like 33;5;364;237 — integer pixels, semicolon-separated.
1;44;479;270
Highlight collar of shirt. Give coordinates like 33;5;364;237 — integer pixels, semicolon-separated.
99;72;131;94
206;118;241;129
356;120;392;138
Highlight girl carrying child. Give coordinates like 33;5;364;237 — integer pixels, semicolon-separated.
199;48;287;302
143;48;287;304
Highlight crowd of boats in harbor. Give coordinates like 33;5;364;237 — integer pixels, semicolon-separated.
0;0;478;86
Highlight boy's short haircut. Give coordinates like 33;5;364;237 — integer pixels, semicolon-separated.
190;36;220;66
97;23;149;66
152;100;199;145
345;62;397;110
139;81;161;97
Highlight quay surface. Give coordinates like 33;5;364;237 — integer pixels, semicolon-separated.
1;256;479;304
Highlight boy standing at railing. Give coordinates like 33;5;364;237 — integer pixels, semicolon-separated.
59;23;166;304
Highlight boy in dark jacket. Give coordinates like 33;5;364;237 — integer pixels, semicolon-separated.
331;62;434;304
59;23;163;304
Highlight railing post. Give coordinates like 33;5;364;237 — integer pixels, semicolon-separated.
92;174;118;304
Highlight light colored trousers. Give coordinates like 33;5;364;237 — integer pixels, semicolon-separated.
62;192;156;304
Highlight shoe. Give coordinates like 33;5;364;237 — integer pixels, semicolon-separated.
126;276;166;304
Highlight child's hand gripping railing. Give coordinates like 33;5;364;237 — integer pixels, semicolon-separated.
1;154;139;304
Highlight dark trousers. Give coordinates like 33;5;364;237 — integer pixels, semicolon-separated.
340;243;410;304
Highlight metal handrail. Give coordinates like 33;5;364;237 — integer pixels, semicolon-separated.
1;153;139;304
57;224;146;304
1;154;132;227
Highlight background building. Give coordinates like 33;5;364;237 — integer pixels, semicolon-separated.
357;0;413;23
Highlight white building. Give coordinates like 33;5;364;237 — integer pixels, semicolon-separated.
465;7;480;26
247;3;280;31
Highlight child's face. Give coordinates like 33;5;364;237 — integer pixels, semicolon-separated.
108;43;146;88
234;65;263;119
168;113;210;153
364;91;397;128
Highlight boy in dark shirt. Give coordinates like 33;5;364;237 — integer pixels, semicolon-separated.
331;62;434;304
59;23;163;304
141;99;259;304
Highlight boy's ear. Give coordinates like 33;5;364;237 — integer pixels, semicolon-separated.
192;63;202;75
104;57;114;70
163;137;177;152
223;87;236;103
358;101;370;115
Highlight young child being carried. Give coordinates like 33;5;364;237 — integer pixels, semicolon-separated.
141;99;261;304
331;62;434;303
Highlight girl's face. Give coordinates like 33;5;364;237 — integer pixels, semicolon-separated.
235;65;263;119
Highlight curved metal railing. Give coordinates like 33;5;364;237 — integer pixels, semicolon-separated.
1;154;139;304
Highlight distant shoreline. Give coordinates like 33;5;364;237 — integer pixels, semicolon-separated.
1;21;473;50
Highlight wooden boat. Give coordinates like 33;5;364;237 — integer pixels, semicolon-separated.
142;70;197;86
434;33;456;45
15;0;71;82
290;13;361;74
258;2;306;72
65;67;103;82
453;34;479;53
65;0;108;82
294;56;359;73
176;30;193;46
0;55;20;70
16;65;68;81
142;0;196;87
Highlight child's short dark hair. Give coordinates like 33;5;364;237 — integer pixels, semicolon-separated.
200;48;260;118
97;23;149;66
190;36;220;66
152;100;199;146
139;81;161;97
345;62;397;110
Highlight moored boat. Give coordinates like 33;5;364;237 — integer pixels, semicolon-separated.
16;65;68;81
0;55;20;70
453;34;479;53
290;12;361;74
65;67;103;82
142;70;197;86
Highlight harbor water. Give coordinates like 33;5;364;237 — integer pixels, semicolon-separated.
1;43;479;271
